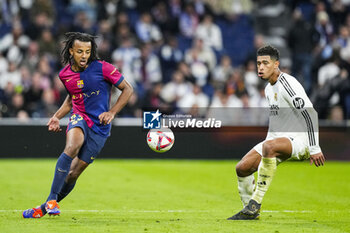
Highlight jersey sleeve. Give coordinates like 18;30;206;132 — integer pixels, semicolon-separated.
101;61;124;87
280;75;322;155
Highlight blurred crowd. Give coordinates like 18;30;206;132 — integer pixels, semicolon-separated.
1;0;350;124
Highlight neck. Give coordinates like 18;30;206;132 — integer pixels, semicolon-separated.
269;69;281;85
71;64;86;72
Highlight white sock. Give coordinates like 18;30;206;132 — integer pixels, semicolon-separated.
237;174;255;207
252;157;277;204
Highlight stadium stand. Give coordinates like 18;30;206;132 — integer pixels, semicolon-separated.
0;0;350;122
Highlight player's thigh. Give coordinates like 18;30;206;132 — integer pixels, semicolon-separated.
262;137;292;161
77;129;107;164
236;148;261;177
64;127;85;157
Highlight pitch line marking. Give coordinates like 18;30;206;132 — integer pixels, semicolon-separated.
0;210;211;213
0;209;348;213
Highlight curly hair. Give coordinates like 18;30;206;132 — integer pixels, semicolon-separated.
257;45;280;61
60;32;99;65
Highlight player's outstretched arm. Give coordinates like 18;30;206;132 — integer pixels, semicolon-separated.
47;95;73;132
310;152;325;167
99;79;133;125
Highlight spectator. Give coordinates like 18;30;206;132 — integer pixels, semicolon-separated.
315;11;334;49
22;41;40;74
112;37;141;88
177;84;209;117
195;14;223;52
38;29;58;59
20;65;32;91
0;21;30;65
38;88;57;117
52;77;66;106
134;43;162;93
160;70;193;104
0;53;9;75
288;8;319;93
135;12;163;44
119;92;142;118
0;62;22;89
8;93;26;118
142;82;172;114
158;36;183;83
212;55;234;90
177;61;196;84
151;1;178;34
329;105;344;124
26;12;53;40
24;72;43;116
244;60;260;98
317;51;341;88
185;37;216;76
337;25;350;62
179;3;199;38
226;69;246;97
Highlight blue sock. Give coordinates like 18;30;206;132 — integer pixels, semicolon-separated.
40;203;46;215
57;181;76;203
47;153;73;201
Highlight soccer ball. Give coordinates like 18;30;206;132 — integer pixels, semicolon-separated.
147;127;175;153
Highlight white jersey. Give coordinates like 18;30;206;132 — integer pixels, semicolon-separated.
264;72;322;155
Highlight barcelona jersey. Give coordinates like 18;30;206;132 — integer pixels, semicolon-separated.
59;60;124;137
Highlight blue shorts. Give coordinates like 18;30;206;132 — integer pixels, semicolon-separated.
67;114;108;164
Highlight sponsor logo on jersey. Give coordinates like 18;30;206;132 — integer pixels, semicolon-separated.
72;90;100;100
293;97;305;109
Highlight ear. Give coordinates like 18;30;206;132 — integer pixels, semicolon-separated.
69;48;73;56
274;60;280;69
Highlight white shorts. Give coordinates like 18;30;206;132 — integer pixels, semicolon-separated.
253;136;310;164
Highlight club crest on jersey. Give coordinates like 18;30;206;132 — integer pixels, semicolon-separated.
77;80;84;88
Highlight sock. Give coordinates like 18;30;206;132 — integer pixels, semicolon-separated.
47;153;73;201
40;203;47;215
251;157;277;204
237;174;255;207
57;181;76;203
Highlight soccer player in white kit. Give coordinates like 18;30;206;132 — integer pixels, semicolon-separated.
227;45;325;220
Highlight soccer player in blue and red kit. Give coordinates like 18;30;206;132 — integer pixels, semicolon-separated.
23;32;133;218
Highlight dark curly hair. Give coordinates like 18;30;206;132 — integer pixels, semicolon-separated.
60;32;99;65
257;45;280;61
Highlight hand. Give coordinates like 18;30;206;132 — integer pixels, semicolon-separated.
98;111;115;125
47;116;62;132
310;152;325;167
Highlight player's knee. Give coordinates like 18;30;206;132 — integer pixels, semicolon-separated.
64;144;81;157
236;161;251;177
262;140;277;158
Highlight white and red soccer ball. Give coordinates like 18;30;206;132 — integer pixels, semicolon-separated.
147;127;175;153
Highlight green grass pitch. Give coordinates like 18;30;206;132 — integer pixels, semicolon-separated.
0;159;349;233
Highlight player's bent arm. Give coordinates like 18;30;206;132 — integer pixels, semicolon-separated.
53;95;73;119
99;79;133;125
280;77;324;166
47;95;72;132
